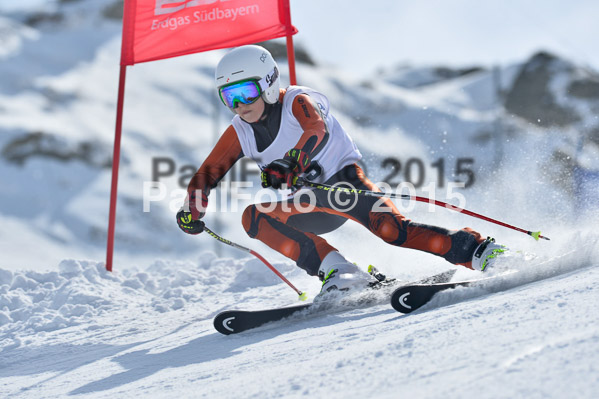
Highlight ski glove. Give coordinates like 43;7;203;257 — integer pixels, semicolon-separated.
261;149;311;189
176;208;205;235
177;190;208;235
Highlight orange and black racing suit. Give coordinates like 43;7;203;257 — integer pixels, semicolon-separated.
187;89;484;276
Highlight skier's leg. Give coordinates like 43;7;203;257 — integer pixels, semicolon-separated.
241;199;343;276
242;200;379;292
370;215;485;269
320;164;486;269
286;211;347;235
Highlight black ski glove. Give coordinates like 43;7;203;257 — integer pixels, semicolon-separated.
261;158;297;189
176;191;208;235
261;149;310;189
176;208;205;235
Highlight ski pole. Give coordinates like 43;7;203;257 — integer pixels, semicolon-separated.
295;178;550;241
202;224;308;301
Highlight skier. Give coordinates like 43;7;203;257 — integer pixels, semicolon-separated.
177;45;506;295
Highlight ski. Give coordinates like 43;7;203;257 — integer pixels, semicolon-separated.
213;269;456;335
391;281;471;313
390;271;514;313
214;303;312;335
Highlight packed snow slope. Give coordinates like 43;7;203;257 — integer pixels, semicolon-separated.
1;233;598;398
1;1;599;398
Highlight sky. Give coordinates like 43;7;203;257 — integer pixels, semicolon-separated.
290;0;599;76
2;0;598;76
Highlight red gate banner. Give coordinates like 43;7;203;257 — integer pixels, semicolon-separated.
121;0;297;65
107;0;297;271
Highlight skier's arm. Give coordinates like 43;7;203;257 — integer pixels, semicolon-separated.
288;94;329;163
185;125;243;218
188;124;243;195
261;94;329;189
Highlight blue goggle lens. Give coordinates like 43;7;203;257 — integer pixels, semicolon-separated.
219;80;261;108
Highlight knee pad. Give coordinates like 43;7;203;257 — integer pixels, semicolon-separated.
242;204;259;237
369;213;408;245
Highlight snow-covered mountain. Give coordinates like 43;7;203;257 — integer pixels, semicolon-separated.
1;2;598;397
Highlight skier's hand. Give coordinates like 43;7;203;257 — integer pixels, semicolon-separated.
177;190;208;235
176;208;205;235
261;158;297;189
261;149;310;189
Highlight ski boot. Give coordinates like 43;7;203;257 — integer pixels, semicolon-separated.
317;251;378;296
471;237;507;271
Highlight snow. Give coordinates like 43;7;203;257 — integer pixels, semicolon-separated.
1;238;598;398
1;1;599;397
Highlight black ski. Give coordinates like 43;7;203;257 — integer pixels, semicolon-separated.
213;269;456;335
214;303;312;335
390;272;513;313
390;281;471;313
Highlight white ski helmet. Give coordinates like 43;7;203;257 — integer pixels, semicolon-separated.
215;45;280;106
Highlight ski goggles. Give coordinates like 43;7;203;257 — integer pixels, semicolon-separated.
218;66;279;109
218;79;262;109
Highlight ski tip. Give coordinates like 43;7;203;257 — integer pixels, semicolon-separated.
298;292;308;301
